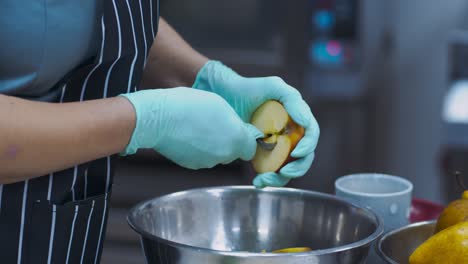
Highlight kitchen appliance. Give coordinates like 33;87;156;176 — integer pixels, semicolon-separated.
304;0;363;100
127;186;383;264
161;0;363;93
441;30;468;202
161;0;284;67
307;0;360;69
376;221;435;264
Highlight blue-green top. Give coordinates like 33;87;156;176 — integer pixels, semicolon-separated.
0;0;102;101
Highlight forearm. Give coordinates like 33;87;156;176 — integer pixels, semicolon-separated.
140;18;209;88
0;94;135;183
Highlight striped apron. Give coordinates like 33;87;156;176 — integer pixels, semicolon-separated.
0;0;159;263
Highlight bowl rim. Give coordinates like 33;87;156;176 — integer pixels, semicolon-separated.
375;220;436;263
127;185;384;258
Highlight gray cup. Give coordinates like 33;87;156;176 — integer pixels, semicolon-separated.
335;173;413;263
335;173;413;231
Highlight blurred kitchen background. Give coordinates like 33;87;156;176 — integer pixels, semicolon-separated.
102;0;468;262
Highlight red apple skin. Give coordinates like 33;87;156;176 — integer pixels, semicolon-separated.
275;117;305;172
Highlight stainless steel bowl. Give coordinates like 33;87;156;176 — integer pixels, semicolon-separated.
128;186;383;264
376;221;435;264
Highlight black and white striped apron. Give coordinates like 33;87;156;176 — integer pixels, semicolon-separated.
0;0;158;263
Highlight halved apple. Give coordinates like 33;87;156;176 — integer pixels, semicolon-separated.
251;101;305;173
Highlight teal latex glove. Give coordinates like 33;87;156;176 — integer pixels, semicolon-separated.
120;88;263;169
193;61;320;188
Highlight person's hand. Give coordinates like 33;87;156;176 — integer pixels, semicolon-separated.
193;61;320;188
120;88;263;169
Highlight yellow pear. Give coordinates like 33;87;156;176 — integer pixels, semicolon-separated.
435;172;468;233
409;221;468;264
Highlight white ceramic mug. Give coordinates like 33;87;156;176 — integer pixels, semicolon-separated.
335;173;413;231
335;173;413;263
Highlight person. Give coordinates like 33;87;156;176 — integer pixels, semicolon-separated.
0;0;319;263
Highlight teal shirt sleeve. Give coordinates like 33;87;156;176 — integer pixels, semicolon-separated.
0;0;102;101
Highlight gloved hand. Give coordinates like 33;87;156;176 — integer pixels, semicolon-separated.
193;61;320;188
120;88;263;169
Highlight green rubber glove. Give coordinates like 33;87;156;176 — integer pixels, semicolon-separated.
193;61;320;188
120;88;263;170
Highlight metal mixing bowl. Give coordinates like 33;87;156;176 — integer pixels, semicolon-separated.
128;186;383;264
376;221;435;264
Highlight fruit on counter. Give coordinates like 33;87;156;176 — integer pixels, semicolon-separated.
435;172;468;233
271;247;312;253
408;172;468;264
435;191;468;233
251;101;305;173
409;221;468;264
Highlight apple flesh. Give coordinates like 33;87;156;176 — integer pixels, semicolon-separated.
272;247;312;253
251;101;305;173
